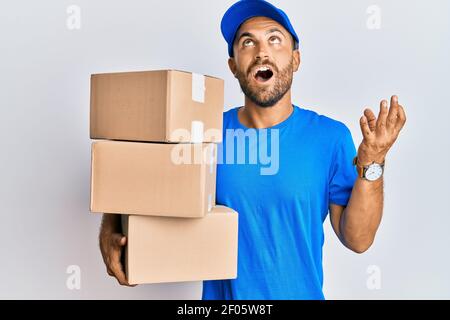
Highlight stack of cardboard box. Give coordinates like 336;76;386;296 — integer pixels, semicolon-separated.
89;70;238;285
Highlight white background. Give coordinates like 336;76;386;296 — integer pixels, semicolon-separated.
0;0;449;299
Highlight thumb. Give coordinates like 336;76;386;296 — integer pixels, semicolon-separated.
112;233;127;247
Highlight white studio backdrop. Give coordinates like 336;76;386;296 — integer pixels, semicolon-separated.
0;0;449;299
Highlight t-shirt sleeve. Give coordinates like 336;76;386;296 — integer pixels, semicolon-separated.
328;125;358;206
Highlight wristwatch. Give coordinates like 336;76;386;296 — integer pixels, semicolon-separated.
353;156;385;181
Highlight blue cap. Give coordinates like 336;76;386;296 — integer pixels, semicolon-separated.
221;0;300;57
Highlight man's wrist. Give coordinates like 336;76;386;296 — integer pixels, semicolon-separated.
101;213;122;233
355;153;386;167
353;155;385;181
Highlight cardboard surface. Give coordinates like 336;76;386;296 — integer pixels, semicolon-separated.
90;69;224;143
90;140;217;218
121;205;238;284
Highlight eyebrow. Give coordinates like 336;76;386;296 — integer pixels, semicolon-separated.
236;27;286;43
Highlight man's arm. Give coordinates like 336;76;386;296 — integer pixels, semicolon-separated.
329;176;383;253
330;95;406;253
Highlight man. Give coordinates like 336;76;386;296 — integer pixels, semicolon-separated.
99;0;406;299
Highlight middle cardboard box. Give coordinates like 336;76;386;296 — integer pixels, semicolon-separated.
90;140;217;218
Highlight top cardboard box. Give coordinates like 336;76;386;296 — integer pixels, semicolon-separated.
90;70;224;143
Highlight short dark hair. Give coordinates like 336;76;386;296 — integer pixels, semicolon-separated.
291;35;299;51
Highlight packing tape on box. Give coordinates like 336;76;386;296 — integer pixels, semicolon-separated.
192;73;205;103
209;144;214;174
191;120;204;143
208;193;212;212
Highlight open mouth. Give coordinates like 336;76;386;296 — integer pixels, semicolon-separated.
253;66;274;83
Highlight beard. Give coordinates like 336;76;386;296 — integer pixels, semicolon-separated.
235;59;293;108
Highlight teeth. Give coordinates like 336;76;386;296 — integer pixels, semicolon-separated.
254;65;272;76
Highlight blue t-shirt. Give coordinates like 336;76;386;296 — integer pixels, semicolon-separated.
202;105;357;300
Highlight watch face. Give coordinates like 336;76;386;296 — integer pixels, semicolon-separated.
365;164;383;181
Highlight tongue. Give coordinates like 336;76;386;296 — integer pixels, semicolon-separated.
256;74;270;82
256;75;269;82
255;69;273;82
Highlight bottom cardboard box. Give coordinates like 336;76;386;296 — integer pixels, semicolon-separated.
121;205;238;284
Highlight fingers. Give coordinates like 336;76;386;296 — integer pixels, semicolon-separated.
104;233;135;287
363;95;406;140
386;95;399;131
109;249;127;284
363;108;377;132
360;115;374;142
108;246;136;287
109;263;131;286
390;95;398;108
395;103;407;133
376;99;389;131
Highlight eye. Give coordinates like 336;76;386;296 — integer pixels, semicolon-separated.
243;39;254;47
269;36;281;44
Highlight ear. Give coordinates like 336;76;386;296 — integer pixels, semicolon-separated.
228;57;237;78
292;49;301;72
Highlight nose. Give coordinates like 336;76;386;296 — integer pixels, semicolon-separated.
255;41;270;61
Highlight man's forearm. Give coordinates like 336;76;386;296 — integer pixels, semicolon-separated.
340;176;384;253
339;94;405;253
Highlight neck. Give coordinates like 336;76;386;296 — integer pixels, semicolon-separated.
238;90;293;129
